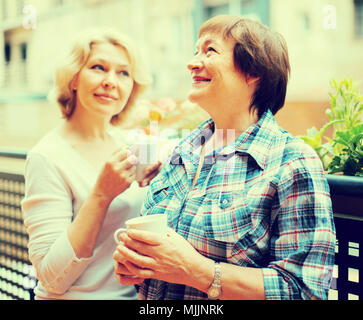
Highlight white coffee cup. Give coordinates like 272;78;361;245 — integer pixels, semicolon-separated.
129;138;159;182
114;214;168;244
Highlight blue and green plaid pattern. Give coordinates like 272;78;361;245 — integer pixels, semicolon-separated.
138;110;336;300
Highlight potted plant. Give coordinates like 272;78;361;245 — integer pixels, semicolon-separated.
300;78;363;177
300;77;363;213
300;78;363;299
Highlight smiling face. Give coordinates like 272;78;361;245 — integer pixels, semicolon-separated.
73;42;134;121
187;32;249;116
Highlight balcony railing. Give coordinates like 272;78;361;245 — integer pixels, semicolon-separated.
0;150;362;300
0;150;36;300
326;174;363;300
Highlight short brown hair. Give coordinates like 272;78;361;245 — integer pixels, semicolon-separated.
199;15;290;118
49;27;152;125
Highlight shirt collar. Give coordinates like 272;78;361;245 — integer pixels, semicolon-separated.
170;119;214;166
169;109;280;170
232;110;280;169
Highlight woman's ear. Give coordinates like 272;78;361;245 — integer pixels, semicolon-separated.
70;73;79;91
246;75;260;86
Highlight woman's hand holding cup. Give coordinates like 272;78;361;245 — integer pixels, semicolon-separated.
113;221;206;289
91;147;138;205
113;214;168;285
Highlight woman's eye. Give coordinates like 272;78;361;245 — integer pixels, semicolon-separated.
207;46;216;53
91;64;104;71
119;70;130;77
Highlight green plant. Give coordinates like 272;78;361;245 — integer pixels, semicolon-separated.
300;78;363;176
327;124;363;176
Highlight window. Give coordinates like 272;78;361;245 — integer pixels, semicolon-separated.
301;12;311;32
191;0;229;42
192;0;269;41
241;0;254;13
204;2;229;20
355;0;363;37
17;0;25;15
20;43;27;61
19;43;28;85
2;0;7;20
4;43;11;64
241;0;270;26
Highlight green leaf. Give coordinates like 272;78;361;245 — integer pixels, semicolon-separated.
304;77;363;176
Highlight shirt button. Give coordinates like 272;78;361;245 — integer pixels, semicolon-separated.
220;196;231;209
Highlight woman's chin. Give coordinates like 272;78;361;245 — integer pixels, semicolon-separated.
187;90;202;105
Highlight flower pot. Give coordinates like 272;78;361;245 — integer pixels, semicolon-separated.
325;173;363;300
326;174;363;217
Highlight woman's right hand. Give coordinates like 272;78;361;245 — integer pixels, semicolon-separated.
91;147;138;204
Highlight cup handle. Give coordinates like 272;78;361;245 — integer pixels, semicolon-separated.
114;228;127;244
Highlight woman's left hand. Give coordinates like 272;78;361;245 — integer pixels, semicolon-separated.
113;227;208;287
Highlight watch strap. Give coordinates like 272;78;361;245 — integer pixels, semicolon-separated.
207;261;222;299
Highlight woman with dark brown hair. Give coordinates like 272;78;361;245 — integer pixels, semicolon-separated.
113;15;336;300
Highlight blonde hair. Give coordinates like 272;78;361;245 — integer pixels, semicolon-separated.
49;27;152;125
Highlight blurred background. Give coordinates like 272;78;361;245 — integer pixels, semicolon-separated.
0;0;363;171
0;0;362;301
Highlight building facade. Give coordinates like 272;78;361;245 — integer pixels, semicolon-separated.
0;0;362;148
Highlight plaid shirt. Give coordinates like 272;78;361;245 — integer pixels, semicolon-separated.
138;110;335;300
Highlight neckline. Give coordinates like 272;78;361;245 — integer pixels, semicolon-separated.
53;128;99;174
52;126;123;174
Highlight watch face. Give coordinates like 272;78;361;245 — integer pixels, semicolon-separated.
208;286;220;298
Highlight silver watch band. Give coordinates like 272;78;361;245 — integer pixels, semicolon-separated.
214;261;221;284
207;261;222;299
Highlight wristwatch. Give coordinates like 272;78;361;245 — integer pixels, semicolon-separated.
207;261;222;299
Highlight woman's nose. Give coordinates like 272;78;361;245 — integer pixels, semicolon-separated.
102;72;117;88
187;55;203;71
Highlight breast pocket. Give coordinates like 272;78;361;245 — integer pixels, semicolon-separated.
146;177;181;228
202;191;252;244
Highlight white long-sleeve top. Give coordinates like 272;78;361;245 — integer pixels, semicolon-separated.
21;127;147;300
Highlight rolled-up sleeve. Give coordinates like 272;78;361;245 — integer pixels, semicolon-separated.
21;152;92;295
263;156;336;300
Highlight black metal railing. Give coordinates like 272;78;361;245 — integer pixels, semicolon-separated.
0;150;27;160
0;150;362;300
0;150;36;300
326;174;363;300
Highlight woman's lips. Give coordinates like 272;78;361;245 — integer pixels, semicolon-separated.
192;76;211;85
94;93;117;101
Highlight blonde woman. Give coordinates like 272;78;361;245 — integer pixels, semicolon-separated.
21;27;160;299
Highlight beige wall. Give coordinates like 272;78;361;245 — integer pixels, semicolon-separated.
271;0;363;101
0;0;362;151
2;0;362;98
